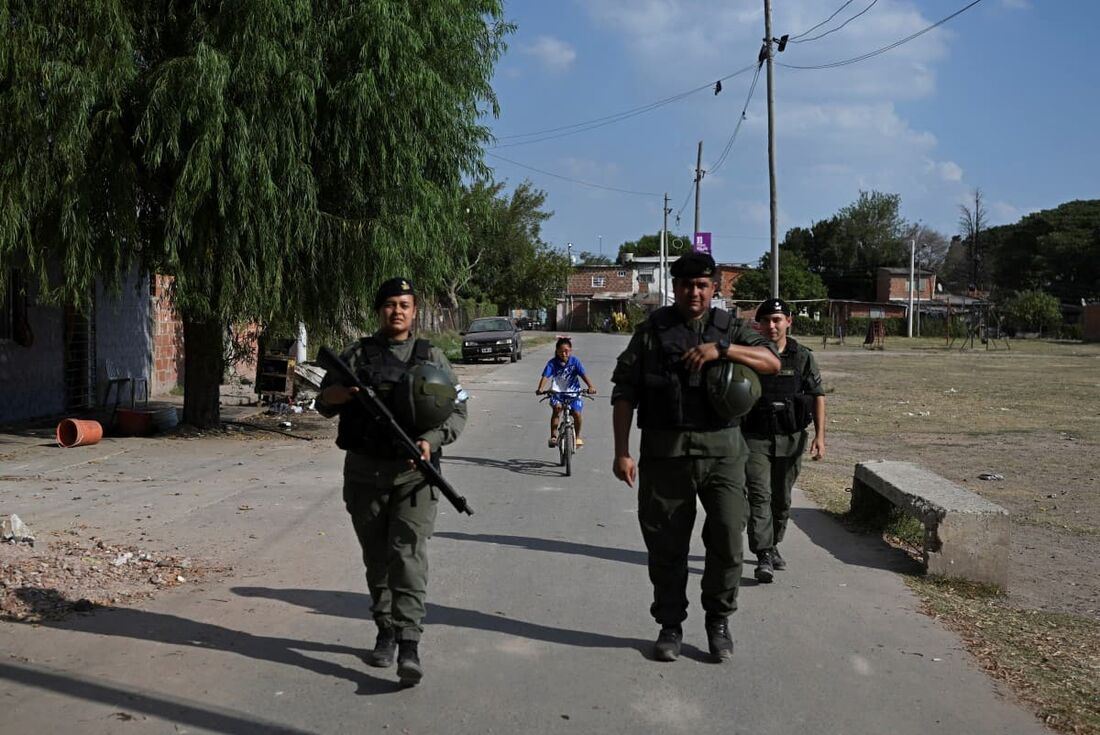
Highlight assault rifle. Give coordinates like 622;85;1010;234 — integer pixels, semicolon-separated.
317;346;474;516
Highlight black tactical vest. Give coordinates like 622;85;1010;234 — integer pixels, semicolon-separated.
335;337;432;455
637;306;739;431
741;339;814;435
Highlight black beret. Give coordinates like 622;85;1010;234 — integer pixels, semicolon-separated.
669;252;716;278
374;277;416;309
755;298;791;320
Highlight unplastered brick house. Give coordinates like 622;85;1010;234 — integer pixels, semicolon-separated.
557;257;753;330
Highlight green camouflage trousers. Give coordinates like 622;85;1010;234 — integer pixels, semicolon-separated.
343;453;438;642
637;452;749;626
745;450;803;555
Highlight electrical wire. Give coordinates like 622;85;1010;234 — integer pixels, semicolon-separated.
779;0;984;70
790;0;880;44
491;63;758;148
709;61;763;175
788;0;856;41
674;181;695;226
485;152;659;198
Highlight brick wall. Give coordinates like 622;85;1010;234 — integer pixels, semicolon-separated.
877;270;936;302
150;275;184;395
718;266;748;298
567;266;634;295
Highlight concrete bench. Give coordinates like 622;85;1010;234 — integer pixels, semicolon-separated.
851;460;1010;588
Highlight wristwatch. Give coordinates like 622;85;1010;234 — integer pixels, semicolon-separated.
716;336;731;360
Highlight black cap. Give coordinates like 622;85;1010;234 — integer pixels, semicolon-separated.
669;252;716;278
374;277;416;309
755;298;791;320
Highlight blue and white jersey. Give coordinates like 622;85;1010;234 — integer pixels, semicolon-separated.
542;355;587;393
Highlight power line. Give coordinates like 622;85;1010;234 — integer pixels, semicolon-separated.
790;0;880;44
485;152;659;198
491;63;758;148
788;0;856;41
710;61;763;174
779;0;984;70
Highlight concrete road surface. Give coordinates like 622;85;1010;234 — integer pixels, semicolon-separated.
0;334;1047;734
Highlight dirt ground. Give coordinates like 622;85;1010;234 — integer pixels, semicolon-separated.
798;336;1100;621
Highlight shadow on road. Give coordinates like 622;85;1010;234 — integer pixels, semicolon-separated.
791;505;924;574
433;531;705;573
15;594;400;697
0;660;314;735
233;587;652;659
443;455;563;478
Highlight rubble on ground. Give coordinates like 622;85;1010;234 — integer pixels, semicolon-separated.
0;531;224;622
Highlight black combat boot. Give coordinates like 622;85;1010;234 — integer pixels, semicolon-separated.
653;625;683;662
397;640;423;686
705;617;734;663
364;626;396;668
771;547;786;570
754;550;775;583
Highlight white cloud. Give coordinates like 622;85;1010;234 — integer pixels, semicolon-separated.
924;158;963;182
990;200;1023;224
523;36;577;72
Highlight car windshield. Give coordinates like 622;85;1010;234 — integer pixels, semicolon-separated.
468;318;512;333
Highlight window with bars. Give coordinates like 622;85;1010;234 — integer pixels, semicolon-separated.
591;276;606;288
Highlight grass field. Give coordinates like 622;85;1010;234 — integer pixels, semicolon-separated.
797;336;1100;734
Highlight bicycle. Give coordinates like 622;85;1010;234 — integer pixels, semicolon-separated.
538;389;593;477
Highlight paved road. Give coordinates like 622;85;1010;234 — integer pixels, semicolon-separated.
0;334;1047;734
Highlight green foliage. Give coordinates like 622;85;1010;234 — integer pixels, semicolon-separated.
577;251;612;265
460;181;568;310
1000;289;1062;335
779;190;908;299
1;0;512;328
618;232;693;261
990;200;1100;304
791;315;827;336
733;251;828;313
847;316;905;337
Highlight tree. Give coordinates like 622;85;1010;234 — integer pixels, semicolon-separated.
733;251;828;314
467;181;569;311
958;188;990;291
990;200;1100;304
577;251;612;266
1;1;511;427
617;232;693;261
1000;289;1062;336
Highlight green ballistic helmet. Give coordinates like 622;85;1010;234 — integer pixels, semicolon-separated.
706;362;761;420
393;363;458;432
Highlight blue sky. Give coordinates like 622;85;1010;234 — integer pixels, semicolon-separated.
484;0;1100;265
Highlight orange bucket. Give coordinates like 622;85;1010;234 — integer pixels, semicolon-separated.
56;418;104;448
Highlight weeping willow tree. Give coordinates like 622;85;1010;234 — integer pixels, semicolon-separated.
1;0;510;426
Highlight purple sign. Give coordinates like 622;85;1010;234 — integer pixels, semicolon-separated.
693;232;711;255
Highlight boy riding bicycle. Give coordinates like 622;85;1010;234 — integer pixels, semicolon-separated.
535;336;597;448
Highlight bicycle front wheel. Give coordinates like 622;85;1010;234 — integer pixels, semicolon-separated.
562;425;574;477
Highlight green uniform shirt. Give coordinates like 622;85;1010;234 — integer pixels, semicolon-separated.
316;333;467;454
611;309;777;458
743;337;823;457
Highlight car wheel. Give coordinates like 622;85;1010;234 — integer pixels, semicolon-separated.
509;350;517;363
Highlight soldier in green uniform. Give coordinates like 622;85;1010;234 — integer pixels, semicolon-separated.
742;298;826;583
610;253;780;663
316;277;467;687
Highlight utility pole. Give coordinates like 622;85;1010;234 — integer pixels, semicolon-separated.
907;238;915;338
763;0;784;298
693;140;704;237
661;193;670;306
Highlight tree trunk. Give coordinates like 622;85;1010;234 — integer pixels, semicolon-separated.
182;317;224;428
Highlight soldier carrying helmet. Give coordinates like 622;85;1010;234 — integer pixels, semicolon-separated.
316;277;468;687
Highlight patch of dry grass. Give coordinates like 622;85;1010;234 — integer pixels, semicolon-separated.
910;576;1100;735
